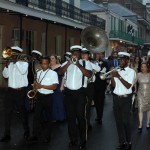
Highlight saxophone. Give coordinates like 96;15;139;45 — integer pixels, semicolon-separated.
27;60;41;99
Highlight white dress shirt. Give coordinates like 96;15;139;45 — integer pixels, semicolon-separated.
3;61;28;88
113;66;136;96
62;59;92;90
37;68;59;94
88;61;101;82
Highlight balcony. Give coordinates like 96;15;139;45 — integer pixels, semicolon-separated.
109;30;144;45
4;0;105;29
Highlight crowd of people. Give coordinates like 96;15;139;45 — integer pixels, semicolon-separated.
0;45;150;150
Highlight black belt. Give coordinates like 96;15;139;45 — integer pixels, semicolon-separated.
114;94;130;98
9;87;25;91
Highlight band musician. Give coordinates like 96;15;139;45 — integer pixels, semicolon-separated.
28;56;58;143
26;50;42;111
28;50;42;86
111;52;136;150
0;46;30;142
59;45;92;149
81;48;100;131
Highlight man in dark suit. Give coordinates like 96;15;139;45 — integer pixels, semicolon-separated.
94;52;108;125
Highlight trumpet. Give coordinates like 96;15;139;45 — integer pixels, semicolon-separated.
100;66;120;80
71;56;78;64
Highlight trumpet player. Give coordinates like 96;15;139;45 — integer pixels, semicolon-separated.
111;52;136;150
28;56;58;143
59;45;92;149
81;48;100;131
0;46;30;142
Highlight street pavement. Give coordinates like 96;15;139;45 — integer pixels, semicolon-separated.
0;90;150;150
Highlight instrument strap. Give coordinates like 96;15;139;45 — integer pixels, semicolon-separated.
38;68;50;84
82;60;85;87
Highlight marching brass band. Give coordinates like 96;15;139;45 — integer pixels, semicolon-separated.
1;26;150;150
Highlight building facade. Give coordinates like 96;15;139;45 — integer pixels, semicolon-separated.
81;1;144;57
0;0;105;87
93;0;150;53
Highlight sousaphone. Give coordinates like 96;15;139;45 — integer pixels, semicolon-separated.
81;26;109;53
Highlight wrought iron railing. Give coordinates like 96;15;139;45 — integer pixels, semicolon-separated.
109;30;144;45
5;0;105;29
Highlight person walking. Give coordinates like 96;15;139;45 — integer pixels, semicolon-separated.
111;52;136;150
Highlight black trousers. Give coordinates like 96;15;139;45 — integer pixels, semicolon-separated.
94;88;106;121
64;88;87;144
32;92;53;139
85;83;94;126
4;87;29;136
113;94;132;144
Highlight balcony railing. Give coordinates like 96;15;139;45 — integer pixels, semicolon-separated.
5;0;105;29
109;30;144;45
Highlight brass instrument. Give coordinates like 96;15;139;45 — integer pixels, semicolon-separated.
87;69;96;83
1;47;29;63
27;60;42;99
100;66;120;80
81;26;109;53
2;47;13;58
71;56;78;64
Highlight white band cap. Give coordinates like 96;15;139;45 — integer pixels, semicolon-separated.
118;52;130;58
31;50;42;56
11;46;23;52
70;45;82;51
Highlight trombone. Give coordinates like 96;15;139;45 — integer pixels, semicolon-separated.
1;47;29;63
100;66;120;80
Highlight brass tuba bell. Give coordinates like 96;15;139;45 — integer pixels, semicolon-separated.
81;26;109;53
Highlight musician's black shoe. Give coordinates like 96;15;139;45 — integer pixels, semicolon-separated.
43;136;51;143
87;124;92;132
95;118;102;125
24;131;30;140
0;135;11;142
69;140;78;147
127;143;132;150
27;136;38;143
79;141;86;149
117;143;128;149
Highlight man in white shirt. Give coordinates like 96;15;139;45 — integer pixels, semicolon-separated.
28;56;58;143
59;45;92;149
111;52;136;150
81;48;100;131
0;46;29;142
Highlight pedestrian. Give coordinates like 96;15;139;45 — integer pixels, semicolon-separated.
135;62;150;133
50;54;66;122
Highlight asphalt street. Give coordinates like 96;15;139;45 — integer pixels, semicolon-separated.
0;89;150;150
